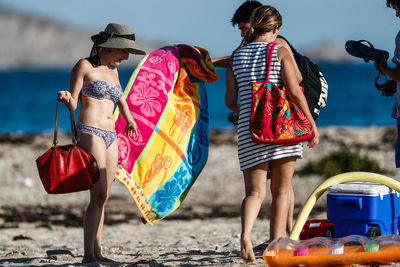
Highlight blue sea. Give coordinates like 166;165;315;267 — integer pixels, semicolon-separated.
0;63;397;134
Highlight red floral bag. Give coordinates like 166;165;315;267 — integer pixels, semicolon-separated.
36;101;99;194
249;42;315;145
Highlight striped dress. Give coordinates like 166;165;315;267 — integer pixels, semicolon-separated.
232;42;303;171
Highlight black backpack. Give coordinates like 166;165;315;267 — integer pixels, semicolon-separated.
279;36;328;120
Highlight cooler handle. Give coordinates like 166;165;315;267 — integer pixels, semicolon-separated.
337;196;362;210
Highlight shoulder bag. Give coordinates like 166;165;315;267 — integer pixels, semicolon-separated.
249;42;315;145
36;100;99;194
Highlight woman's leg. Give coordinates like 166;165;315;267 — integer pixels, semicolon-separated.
93;139;118;262
286;184;294;235
395;118;400;168
271;165;294;235
78;131;108;263
241;161;269;262
269;157;297;240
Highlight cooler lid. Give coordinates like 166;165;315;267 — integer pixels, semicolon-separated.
327;182;396;196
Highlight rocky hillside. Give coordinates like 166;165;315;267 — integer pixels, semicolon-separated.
0;8;352;69
0;8;92;69
0;8;161;70
303;41;353;63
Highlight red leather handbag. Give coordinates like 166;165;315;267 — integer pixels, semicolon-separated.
36;101;99;194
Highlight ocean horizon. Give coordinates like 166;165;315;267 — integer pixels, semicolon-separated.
1;62;397;135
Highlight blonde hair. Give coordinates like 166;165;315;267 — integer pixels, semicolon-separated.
243;6;282;45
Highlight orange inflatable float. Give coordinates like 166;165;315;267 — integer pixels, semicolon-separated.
263;172;400;266
263;236;400;267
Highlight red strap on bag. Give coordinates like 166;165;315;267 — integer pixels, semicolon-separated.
264;42;275;82
36;100;99;194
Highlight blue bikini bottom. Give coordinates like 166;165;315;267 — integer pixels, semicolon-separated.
77;124;117;149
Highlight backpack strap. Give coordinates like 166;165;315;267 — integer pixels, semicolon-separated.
265;42;277;81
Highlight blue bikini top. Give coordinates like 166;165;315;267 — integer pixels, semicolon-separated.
81;80;123;103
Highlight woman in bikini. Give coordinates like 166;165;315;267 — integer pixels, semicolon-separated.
57;23;145;263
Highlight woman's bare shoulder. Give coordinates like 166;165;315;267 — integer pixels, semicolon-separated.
75;58;93;69
275;37;292;52
277;46;291;61
71;58;93;76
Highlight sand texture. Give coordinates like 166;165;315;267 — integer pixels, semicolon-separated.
1;127;400;266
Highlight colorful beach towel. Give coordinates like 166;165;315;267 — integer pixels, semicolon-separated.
113;44;218;225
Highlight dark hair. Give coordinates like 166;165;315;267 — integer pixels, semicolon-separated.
88;31;111;66
243;6;282;45
386;0;400;7
231;1;263;26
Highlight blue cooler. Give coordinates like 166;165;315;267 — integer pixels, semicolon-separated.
327;182;400;238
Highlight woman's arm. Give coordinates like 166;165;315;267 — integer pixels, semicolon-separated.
57;59;89;111
225;60;240;114
278;47;319;148
117;96;137;137
375;58;400;82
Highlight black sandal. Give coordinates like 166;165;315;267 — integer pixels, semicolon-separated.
345;40;389;62
375;73;396;97
227;112;238;125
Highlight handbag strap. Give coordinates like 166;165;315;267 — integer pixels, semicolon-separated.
264;42;277;81
69;105;79;145
53;101;59;145
53;100;79;145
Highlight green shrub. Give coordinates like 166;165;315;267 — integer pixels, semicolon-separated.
296;148;388;178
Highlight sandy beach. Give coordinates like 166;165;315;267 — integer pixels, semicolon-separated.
1;126;400;266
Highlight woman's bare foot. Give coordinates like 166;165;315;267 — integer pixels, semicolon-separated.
82;255;97;263
241;236;256;262
95;254;114;262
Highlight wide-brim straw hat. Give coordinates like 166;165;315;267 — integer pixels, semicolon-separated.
97;23;146;55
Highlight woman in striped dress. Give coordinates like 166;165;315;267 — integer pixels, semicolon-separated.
225;6;319;262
